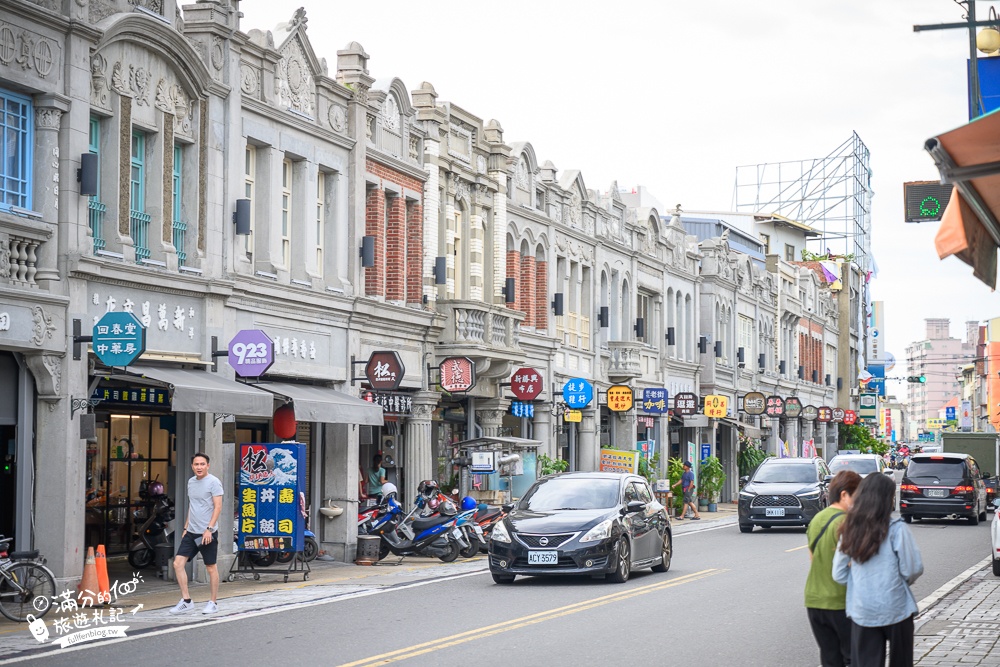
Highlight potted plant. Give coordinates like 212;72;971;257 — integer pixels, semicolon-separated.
698;456;726;512
666;457;686;518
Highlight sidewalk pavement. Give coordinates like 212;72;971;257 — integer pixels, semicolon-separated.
914;560;1000;666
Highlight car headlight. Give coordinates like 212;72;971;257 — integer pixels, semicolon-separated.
797;490;821;499
491;521;511;543
580;519;613;543
739;491;756;498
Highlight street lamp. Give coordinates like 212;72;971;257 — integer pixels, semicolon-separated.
977;7;1000;54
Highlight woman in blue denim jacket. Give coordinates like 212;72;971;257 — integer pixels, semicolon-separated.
833;472;924;667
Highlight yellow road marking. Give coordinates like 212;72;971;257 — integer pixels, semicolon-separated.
785;544;809;553
337;568;726;667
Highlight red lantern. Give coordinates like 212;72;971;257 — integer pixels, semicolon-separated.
273;403;297;440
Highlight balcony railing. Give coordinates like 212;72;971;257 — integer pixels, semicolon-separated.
374;123;402;160
89;198;106;254
605;340;644;380
438;300;524;352
3;234;39;287
130;209;151;262
172;218;187;266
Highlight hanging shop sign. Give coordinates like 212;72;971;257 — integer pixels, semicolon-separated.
439;356;476;393
237;443;305;553
361;390;412;415
703;394;729;419
607;385;634;412
859;393;878;420
91;385;169;407
365;351;405;391
817;406;833;422
742;392;766;416
673;392;699;415
564;409;582;423
832;407;846;422
92;311;146;367
843;410;857;425
641;388;669;414
229;329;274;378
563;378;594;409
801;405;819;421
510;367;543;401
511;402;534;418
599;448;639;474
764;396;785;418
783;397;803;419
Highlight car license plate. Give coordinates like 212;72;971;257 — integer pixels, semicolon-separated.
527;550;558;565
927;489;947;498
473;525;484;537
765;508;785;517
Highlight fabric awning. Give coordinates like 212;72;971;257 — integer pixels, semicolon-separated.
124;366;274;417
925;109;1000;288
254;382;383;426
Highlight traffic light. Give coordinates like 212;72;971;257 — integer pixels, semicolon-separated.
906;375;926;383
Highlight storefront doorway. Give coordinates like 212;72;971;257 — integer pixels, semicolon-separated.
0;353;18;541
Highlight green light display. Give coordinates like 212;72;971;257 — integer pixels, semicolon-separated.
904;181;953;223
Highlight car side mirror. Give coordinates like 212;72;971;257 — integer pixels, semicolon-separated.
501;503;514;513
625;500;646;514
739;476;749;487
824;475;833;484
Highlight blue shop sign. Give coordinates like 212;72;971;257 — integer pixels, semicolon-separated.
93;311;146;367
562;378;593;408
642;388;669;414
511;402;535;418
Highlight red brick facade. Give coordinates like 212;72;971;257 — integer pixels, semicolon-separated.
506;250;521;311
520;255;536;327
798;319;825;384
534;260;548;330
365;159;425;304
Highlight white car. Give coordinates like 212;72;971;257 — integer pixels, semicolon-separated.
828;454;895;478
992;499;1000;577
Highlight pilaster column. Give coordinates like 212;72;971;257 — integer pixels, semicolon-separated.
578;411;598;472
406;392;438;502
477;402;508;437
786;419;799;457
32;103;65;288
532;404;554;458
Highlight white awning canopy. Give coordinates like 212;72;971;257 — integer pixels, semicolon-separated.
122;367;274;417
253;382;384;425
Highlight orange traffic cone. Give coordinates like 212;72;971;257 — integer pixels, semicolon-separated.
77;547;99;605
95;545;111;605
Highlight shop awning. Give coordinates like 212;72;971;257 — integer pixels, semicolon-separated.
253;382;384;426
738;423;763;439
925;109;1000;289
124;366;274;417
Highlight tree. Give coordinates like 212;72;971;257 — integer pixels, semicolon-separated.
838;423;888;455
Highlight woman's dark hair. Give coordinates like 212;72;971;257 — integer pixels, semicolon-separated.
828;469;862;505
837;472;895;563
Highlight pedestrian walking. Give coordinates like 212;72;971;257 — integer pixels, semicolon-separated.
805;469;862;667
170;452;224;615
832;472;923;667
672;461;700;520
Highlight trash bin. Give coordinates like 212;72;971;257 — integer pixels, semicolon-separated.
155;544;173;580
355;535;382;565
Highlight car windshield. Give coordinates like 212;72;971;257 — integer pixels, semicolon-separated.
753;464;816;484
830;458;878;474
907;460;966;485
519;478;620;511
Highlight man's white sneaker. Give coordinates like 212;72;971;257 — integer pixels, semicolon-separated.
202;601;218;615
169;599;194;614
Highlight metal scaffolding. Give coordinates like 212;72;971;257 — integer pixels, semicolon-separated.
732;132;874;273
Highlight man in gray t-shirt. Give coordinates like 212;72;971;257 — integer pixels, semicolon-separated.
170;452;224;615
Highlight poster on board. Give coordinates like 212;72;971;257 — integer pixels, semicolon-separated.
238;443;305;552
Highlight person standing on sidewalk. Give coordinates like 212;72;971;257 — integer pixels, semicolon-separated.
170;452;224;615
805;469;862;667
368;453;387;503
672;461;700;520
833;472;923;667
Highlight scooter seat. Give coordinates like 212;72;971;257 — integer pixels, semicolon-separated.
10;550;39;560
474;508;502;522
411;514;455;532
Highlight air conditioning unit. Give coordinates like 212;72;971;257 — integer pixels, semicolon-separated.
849;388;859;397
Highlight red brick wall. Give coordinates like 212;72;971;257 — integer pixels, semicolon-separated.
506;251;521;311
406;202;423;305
798;319;825;384
365;187;384;297
534;260;547;330
385;195;406;301
365;159;425;302
521;255;536;327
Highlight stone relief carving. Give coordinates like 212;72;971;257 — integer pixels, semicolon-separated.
0;23;58;79
25;354;62;401
328;104;346;133
111;61;151;105
381;95;399;131
365;114;375;142
91;53;110;108
410;403;434;419
210;35;225;72
28;0;61;11
128;0;164;13
476;154;487;174
515;157;529;189
408;136;419;161
30;306;56;346
153;79;193;135
277;37;315;117
240;63;259;95
568;191;581;226
454;177;468;203
34;107;61;130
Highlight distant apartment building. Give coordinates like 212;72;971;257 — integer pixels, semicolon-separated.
905;318;977;434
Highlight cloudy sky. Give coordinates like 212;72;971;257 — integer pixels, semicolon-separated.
241;0;997;381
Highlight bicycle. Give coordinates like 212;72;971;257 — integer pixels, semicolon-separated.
0;536;56;622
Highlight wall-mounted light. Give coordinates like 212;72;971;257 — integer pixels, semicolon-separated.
598;306;609;328
360;235;375;268
825;373;831;386
666;327;675;346
798;365;804;380
552;292;564;316
758;353;766;371
233;198;251;236
812;369;818;383
634;317;645;339
699;336;708;354
779;360;787;375
502;277;516;304
837;377;843;390
78;153;98;196
714;341;722;358
433;256;447;285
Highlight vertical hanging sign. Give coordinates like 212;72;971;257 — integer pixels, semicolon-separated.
238;443;305;552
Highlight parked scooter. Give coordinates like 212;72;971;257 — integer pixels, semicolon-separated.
128;480;174;569
413;489;484;558
471;504;508;553
277;493;319;563
370;482;469;562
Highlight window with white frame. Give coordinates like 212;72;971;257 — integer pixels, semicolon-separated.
825;344;836;386
759;233;770;254
315;171;325;276
739;315;753;362
243;145;256;260
281;158;292;268
785;243;795;261
0;88;31;210
637;292;652;344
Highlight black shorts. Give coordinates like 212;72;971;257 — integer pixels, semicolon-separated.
176;531;219;566
683;490;695;503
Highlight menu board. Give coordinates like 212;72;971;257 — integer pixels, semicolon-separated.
237;443;305;552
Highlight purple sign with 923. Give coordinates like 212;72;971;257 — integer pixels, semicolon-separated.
229;329;274;378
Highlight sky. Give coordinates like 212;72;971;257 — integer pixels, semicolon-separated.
239;0;999;380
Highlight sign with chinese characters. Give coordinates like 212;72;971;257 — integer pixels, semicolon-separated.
599;448;639;474
703;395;728;419
801;405;819;421
511;402;534;418
701;443;711;462
638;440;656;460
92;311;146;367
784;397;803;418
87;286;202;354
91;385;169;407
606;385;634;412
842;410;857;425
817;406;833;422
764;396;785;418
742;392;766;415
673;392;699;415
439;356;476;393
562;378;593;409
859;393;878;420
362;391;412;415
564;409;582;423
641;388;669;414
238;443;305;552
926;417;946;430
229;329;274;378
510;367;543;401
365;351;405;391
832;407;846;422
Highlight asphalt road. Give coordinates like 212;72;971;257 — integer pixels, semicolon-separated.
8;512;993;667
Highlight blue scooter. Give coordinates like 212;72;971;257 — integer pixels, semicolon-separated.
371;494;469;562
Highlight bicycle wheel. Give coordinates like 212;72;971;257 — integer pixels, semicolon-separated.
0;563;56;622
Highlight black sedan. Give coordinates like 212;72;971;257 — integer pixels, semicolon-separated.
738;457;831;532
488;472;671;584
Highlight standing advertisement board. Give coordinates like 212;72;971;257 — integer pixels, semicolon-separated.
238;443;305;552
599;449;638;474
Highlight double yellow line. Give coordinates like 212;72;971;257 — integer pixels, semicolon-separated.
337;568;726;667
